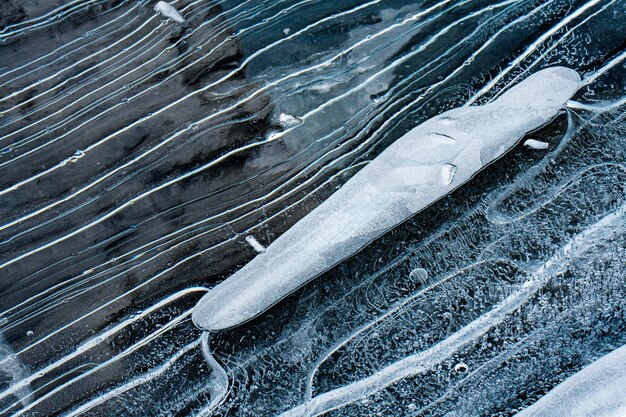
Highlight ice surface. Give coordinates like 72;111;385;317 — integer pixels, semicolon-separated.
192;67;581;331
441;163;458;185
515;343;626;417
2;0;625;414
244;235;266;253
153;1;185;24
280;187;626;416
523;139;550;149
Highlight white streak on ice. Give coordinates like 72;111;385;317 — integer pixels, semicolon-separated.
63;340;201;417
0;0;387;268
465;0;603;106
195;332;229;416
0;288;208;407
245;235;266;253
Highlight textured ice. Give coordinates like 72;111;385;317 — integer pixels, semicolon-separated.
245;235;266;254
280;187;626;416
515;343;626;417
523;139;550;149
2;0;625;414
192;67;581;331
153;1;185;24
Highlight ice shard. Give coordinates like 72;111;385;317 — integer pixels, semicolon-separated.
192;67;581;332
154;1;185;24
515;343;626;417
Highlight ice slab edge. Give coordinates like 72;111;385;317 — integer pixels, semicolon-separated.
192;67;581;332
514;342;626;417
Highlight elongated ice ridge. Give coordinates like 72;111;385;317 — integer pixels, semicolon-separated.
515;343;626;417
192;67;581;332
197;333;229;415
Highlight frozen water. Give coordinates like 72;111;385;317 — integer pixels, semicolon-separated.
154;1;186;24
441;163;458;186
523;139;550;150
515;343;626;417
0;0;625;415
192;67;581;332
245;235;266;253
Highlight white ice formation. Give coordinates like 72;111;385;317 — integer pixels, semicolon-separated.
192;67;581;331
154;1;185;24
523;138;550;149
245;235;266;253
515;343;626;417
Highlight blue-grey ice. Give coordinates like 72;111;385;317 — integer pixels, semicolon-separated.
515;343;626;417
192;67;581;332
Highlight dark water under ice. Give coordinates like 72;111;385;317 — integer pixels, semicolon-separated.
0;0;625;415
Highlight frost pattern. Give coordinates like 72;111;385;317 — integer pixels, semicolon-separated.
0;0;624;416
